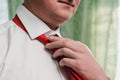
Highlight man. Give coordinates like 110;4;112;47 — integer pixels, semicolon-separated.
0;0;109;80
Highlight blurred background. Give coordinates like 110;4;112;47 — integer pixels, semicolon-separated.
0;0;119;80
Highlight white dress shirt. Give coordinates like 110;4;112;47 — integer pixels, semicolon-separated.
0;5;66;80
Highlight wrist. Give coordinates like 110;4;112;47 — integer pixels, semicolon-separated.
97;76;110;80
93;73;109;80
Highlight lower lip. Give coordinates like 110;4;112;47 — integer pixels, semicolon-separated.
58;2;73;7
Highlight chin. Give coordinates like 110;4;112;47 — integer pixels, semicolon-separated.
61;11;74;19
58;13;72;21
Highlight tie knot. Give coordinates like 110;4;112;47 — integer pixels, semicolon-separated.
36;30;59;45
44;30;59;37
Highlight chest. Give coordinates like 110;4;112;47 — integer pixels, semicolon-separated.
0;34;66;80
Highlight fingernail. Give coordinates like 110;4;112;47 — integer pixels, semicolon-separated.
45;43;50;48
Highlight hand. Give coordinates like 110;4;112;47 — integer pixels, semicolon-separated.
45;36;109;80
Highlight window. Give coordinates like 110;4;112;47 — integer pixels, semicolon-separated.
0;0;8;24
115;1;120;80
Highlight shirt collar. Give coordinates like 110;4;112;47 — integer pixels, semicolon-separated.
16;5;61;39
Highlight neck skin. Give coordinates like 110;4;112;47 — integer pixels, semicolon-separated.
23;2;63;30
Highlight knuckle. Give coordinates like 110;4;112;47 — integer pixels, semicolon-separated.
61;58;68;64
77;41;86;47
59;58;67;66
76;41;88;49
51;36;57;40
61;48;67;53
80;43;88;48
63;39;70;46
83;44;87;48
61;58;67;63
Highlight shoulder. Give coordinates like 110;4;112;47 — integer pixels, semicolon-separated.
0;21;14;49
0;20;19;39
0;20;15;33
0;21;10;66
0;21;16;66
0;20;17;52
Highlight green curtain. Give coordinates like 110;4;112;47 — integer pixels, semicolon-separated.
8;0;23;19
8;0;118;80
61;0;118;80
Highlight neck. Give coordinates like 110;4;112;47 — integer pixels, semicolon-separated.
23;3;60;30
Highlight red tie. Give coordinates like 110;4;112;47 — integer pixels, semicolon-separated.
13;15;83;80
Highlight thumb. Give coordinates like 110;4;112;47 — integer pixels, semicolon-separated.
48;36;60;41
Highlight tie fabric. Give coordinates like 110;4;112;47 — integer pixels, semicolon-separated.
13;15;82;80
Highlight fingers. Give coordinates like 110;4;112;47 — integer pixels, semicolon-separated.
46;36;85;52
48;36;60;41
46;36;108;80
46;36;92;59
53;47;78;59
59;58;75;68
